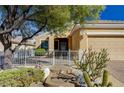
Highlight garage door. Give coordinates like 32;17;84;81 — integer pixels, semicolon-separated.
88;37;124;60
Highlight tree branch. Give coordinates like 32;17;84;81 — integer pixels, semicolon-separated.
0;5;42;35
26;18;41;23
15;5;32;20
12;6;18;20
12;17;47;52
0;17;25;35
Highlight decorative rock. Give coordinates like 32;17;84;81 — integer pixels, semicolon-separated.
43;68;50;80
71;69;86;87
44;73;75;87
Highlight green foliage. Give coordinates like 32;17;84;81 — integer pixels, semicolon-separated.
70;5;105;24
0;6;105;34
83;69;112;87
0;68;44;87
33;5;105;33
74;48;110;81
35;48;46;56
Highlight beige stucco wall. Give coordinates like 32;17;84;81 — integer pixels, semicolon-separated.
48;35;54;51
88;36;124;60
70;30;80;50
79;32;88;50
68;36;72;50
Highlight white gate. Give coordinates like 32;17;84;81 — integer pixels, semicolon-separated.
53;50;80;66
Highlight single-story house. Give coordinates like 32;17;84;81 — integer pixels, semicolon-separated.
36;20;124;60
1;20;124;60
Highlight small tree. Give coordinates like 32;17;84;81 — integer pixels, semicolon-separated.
74;48;110;81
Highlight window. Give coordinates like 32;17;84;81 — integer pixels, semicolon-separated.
41;40;48;50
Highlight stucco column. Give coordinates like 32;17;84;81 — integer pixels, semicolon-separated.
80;32;88;51
68;36;72;50
48;36;54;51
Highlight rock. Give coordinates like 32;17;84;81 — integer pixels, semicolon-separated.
71;68;86;87
44;73;75;87
71;69;82;76
50;65;72;73
43;68;50;80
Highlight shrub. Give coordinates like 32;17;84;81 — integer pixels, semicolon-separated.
0;68;44;87
74;48;110;81
35;48;46;56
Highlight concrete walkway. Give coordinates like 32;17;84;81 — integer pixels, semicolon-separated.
109;74;124;87
107;61;124;87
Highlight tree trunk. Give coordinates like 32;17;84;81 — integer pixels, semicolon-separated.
3;48;12;69
0;33;13;69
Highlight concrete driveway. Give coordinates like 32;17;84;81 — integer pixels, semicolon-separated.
107;60;124;85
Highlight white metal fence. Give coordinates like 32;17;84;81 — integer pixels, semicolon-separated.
12;49;35;66
53;50;80;65
0;49;83;68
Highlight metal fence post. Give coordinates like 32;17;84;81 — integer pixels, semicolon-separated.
24;49;26;67
68;49;71;66
52;51;55;65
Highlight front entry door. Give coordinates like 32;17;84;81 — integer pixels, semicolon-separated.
54;38;68;65
54;38;68;51
59;42;67;51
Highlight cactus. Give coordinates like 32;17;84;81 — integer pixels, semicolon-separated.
83;70;112;87
73;48;112;87
73;48;110;82
101;70;108;87
83;71;93;87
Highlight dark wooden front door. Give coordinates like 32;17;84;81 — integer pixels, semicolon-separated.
54;38;68;51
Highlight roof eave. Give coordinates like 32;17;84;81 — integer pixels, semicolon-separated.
85;32;124;36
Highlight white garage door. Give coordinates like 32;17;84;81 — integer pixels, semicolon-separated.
88;37;124;60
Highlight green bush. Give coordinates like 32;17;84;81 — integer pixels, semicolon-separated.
0;68;44;87
35;48;46;56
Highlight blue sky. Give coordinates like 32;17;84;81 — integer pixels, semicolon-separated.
100;5;124;20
